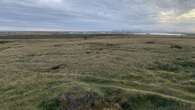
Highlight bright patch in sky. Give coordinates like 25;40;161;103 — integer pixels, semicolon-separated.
37;0;64;8
159;10;176;23
0;0;195;32
178;9;195;20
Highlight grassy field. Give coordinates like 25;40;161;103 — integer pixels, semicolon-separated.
0;36;195;110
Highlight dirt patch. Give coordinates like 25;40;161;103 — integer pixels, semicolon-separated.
145;41;156;44
53;44;64;47
170;45;183;49
0;41;13;44
50;64;67;71
85;51;91;54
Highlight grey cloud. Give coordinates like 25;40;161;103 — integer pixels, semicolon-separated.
0;0;194;32
151;0;195;14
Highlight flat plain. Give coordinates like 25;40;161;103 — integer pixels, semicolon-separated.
0;35;195;110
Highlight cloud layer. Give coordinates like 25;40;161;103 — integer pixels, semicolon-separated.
0;0;195;32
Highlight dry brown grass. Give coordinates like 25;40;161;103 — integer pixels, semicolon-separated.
0;36;195;110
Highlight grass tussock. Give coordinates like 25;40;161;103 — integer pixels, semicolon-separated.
40;86;195;110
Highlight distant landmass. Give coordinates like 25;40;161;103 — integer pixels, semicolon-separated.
0;31;194;39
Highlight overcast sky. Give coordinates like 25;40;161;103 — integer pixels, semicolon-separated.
0;0;195;32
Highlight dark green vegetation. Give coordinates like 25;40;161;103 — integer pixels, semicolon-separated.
0;36;195;110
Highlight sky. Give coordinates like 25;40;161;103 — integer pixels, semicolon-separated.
0;0;195;32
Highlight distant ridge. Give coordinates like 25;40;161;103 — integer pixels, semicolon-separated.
0;31;194;39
